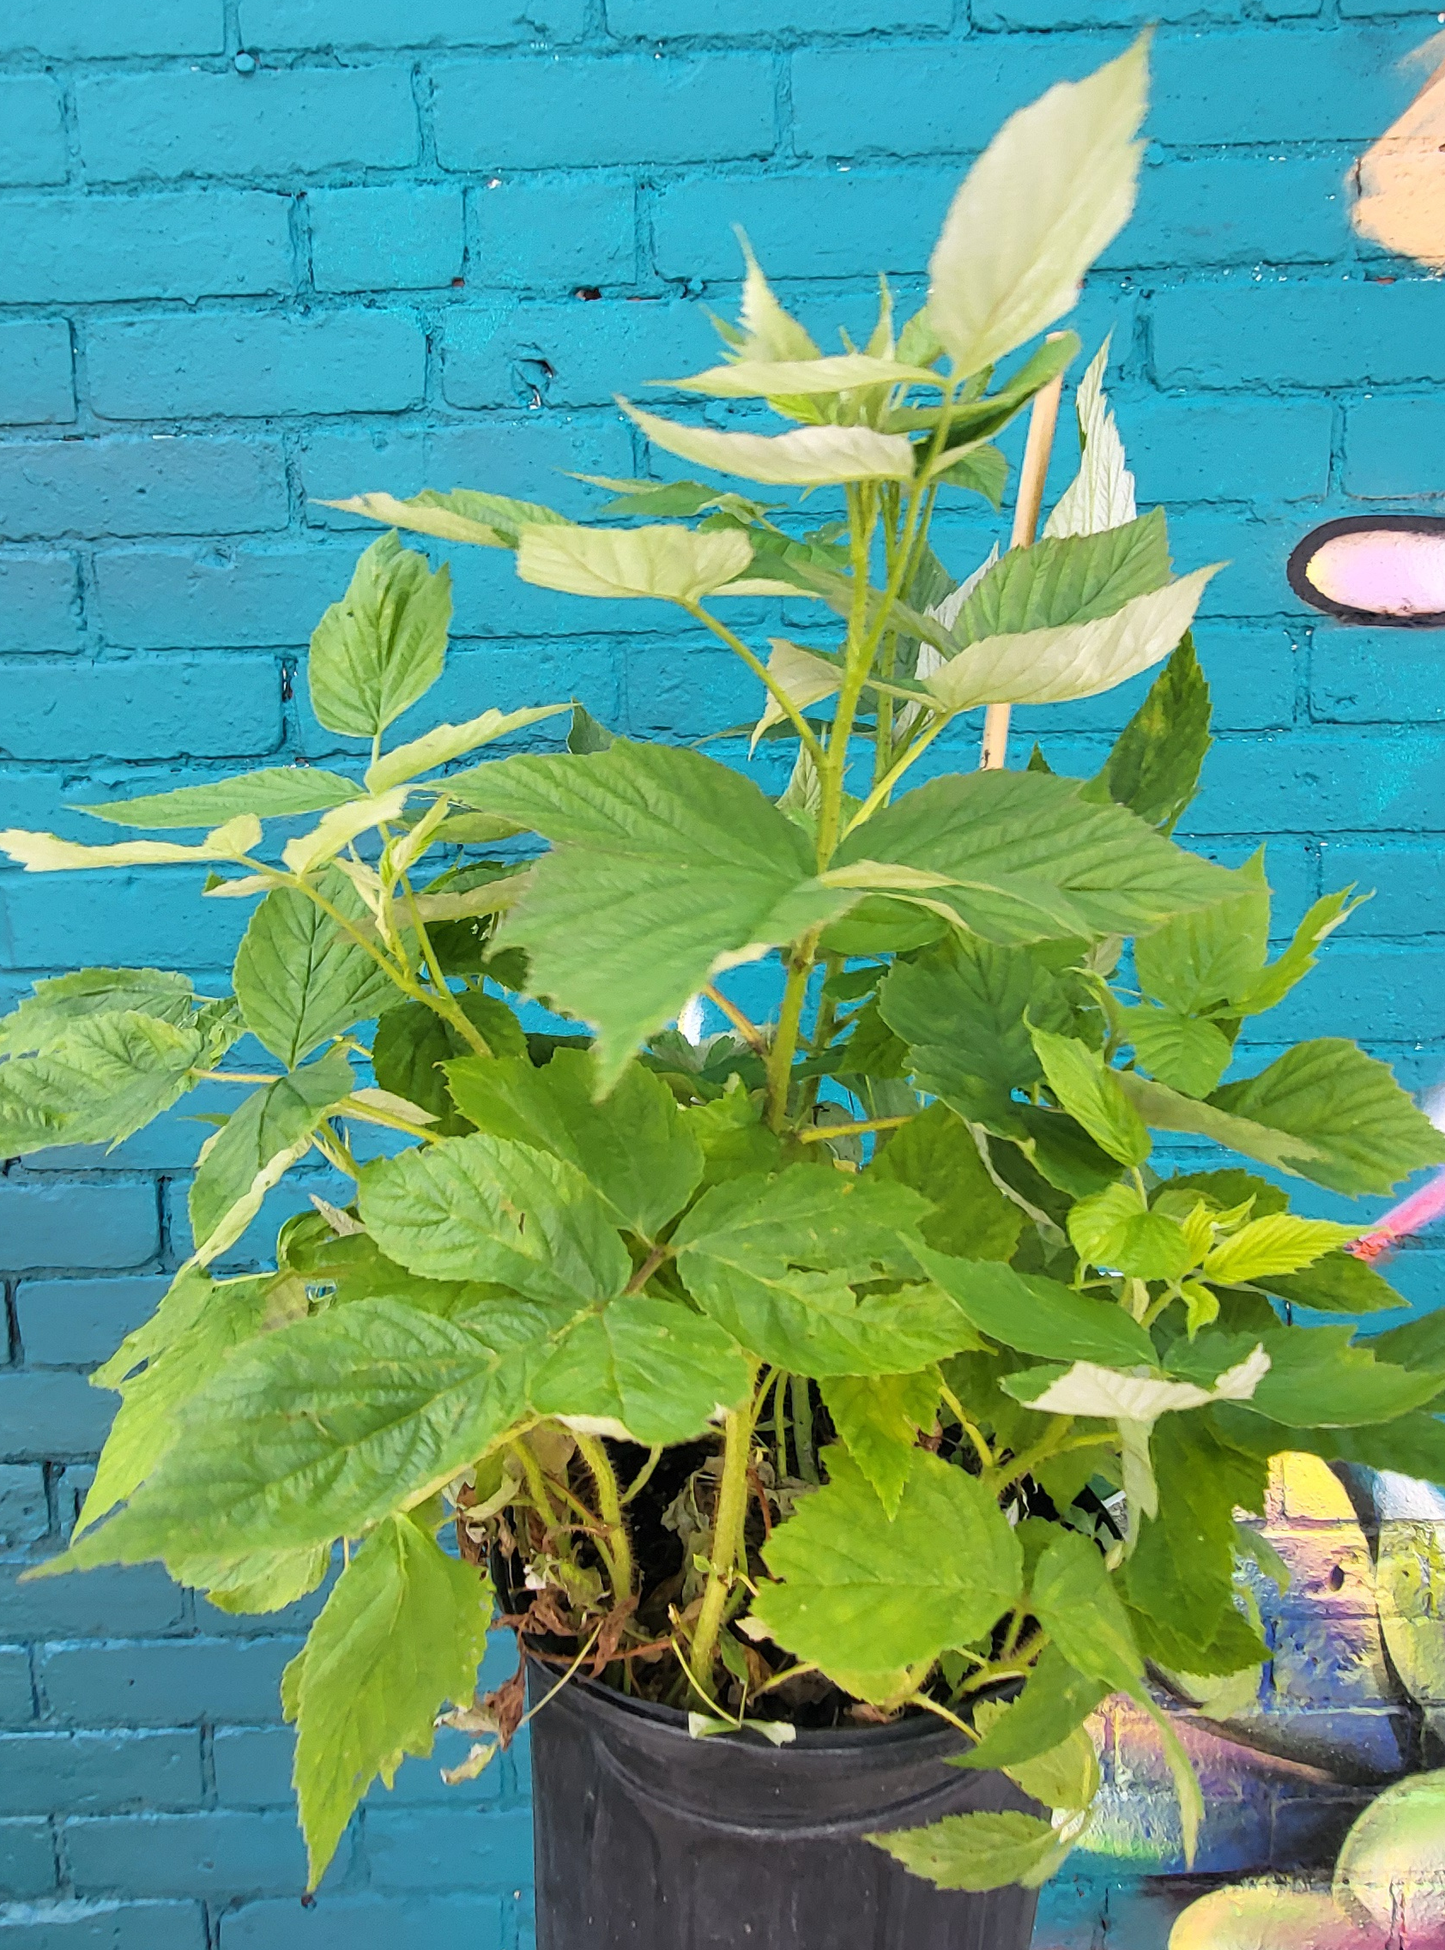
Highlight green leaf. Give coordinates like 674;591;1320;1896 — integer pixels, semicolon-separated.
289;1513;491;1885
1030;1028;1149;1167
1211;1041;1445;1197
567;704;614;754
1003;1346;1270;1422
188;1050;354;1255
232;867;393;1069
1113;1067;1329;1181
0;817;262;874
1214;1403;1445;1484
527;1296;752;1444
753;1448;1021;1683
447;742;851;1090
1259;1250;1403;1316
372;994;526;1131
50;1298;537;1563
1201;1213;1358;1286
925;569;1219;717
1241;1326;1445;1429
879;935;1075;1128
445;1048;703;1239
915;1251;1156;1367
974;1706;1101;1814
309;532;450;740
732;236;821;362
832;771;1236;948
325;486;569;549
358;1132;631;1306
366;704;569;795
621;401;916;487
78;1272;274;1535
868;1811;1061;1892
174;1545;331;1616
1235;886;1365;1017
954;1644;1109;1773
1367;1309;1445;1372
885;335;1079;446
0;1010;208;1159
1121;1006;1231;1098
926;35;1147;377
80;769;361;831
1068;1182;1195;1280
952;511;1170;644
930;441;1008;507
1031;1527;1144;1691
672;352;945;399
1044;336;1135;541
819;1370;941;1516
515;523;754;602
864;1102;1023;1262
0;968;197;1057
1096;634;1211;833
673;1167;978;1376
1133;853;1270;1017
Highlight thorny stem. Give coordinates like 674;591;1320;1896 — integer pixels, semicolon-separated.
790;1375;818;1484
765;943;816;1131
338;1096;441;1146
573;1432;634;1602
621;1446;663;1507
911;1694;981;1742
689;1397;757;1701
624;1243;670;1295
988;1417;1073;1495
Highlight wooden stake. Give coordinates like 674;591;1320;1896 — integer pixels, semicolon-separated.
979;335;1069;772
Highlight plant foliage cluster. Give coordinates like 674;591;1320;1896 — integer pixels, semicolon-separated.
6;37;1445;1896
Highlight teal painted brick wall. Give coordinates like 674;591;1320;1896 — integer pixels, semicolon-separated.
2;2;1445;1945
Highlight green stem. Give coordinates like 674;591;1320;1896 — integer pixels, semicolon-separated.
797;1114;911;1145
791;1376;818;1484
684;602;827;774
689;1401;757;1700
987;1417;1073;1495
573;1432;634;1602
764;942;815;1132
773;1369;790;1476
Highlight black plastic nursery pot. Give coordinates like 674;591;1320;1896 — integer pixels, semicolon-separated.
526;1661;1042;1950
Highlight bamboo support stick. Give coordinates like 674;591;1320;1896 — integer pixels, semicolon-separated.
979;334;1069;772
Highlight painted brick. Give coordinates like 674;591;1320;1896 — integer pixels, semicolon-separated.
1319;841;1445;935
0;1902;206;1950
239;0;586;46
0;1184;158;1274
1153;277;1445;390
1168;507;1297;617
0;872;250;981
1263;941;1445;1043
0;194;292;306
76;70;419;186
470;178;636;289
0;1;223;58
1179;729;1445;835
14;1281;167;1375
1128;397;1332;504
0;1560;186;1642
0;1817;57;1898
213;1721;510;1808
976;0;1236;26
363;1805;533;1891
1343;395;1445;498
0;1376;115;1461
653;167;955;282
90;545;360;651
442;298;718;409
0;79;66;190
0;440;284;544
793;35;1127;157
86;313;426;421
433;54;776;170
0;560;82;656
1108;158;1348;269
0;658;281;763
64;1811;308;1900
0;1650;35;1728
39;1640;299;1729
1149;24;1424;144
309;186;463;294
297;417;634;533
0;1735;201;1817
608;0;951;29
1311;625;1445;724
217;1893;510;1950
0;327;74;430
0;1471;49;1550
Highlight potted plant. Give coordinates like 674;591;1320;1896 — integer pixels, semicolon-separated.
7;36;1445;1950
